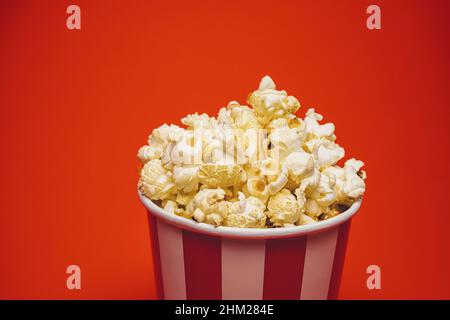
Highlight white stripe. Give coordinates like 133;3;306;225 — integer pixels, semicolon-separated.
221;239;266;300
157;221;187;299
300;228;339;300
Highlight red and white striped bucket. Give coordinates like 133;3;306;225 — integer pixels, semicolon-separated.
139;192;361;300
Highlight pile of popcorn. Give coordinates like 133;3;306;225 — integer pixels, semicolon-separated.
138;76;366;228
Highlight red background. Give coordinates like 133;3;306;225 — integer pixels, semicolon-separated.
1;0;449;299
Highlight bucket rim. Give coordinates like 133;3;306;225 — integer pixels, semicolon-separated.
138;190;361;239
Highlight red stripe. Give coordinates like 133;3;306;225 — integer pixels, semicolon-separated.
327;220;352;300
263;236;307;300
147;213;164;299
182;230;222;299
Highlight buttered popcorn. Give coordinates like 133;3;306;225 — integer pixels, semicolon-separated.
138;76;366;228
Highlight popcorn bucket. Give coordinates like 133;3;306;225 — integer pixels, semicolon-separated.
139;192;361;300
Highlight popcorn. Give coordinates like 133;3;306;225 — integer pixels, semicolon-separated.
259;158;280;176
202;135;224;163
269;128;303;160
148;124;185;150
162;200;178;214
267;189;301;226
284;113;302;129
248;76;300;125
266;118;289;132
243;176;270;203
309;173;337;207
297;213;317;225
342;159;366;198
162;131;203;168
303;108;336;140
242;158;289;202
243;128;268;163
176;190;197;206
218;101;262;130
197;164;247;188
199;125;247;164
267;166;288;195
322;159;366;203
306;138;345;169
162;199;192;218
138;76;367;228
181;113;217;129
294;187;307;209
305;198;322;217
224;193;267;228
137;124;186;164
137;145;162;163
284;151;315;183
173;165;200;193
299;168;322;196
186;188;228;226
139;159;175;200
